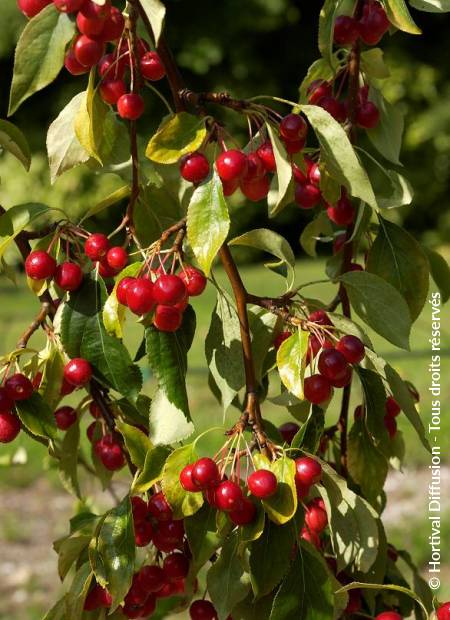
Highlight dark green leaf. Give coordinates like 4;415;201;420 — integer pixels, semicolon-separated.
318;0;357;69
132;445;170;494
336;582;428;618
366;88;404;165
116;420;151;470
347;419;388;505
300;211;333;258
424;247;450;303
134;182;184;248
16;392;57;440
0;119;31;170
64;562;92;619
185;502;231;571
292;406;325;453
58;420;81;499
356;367;389;447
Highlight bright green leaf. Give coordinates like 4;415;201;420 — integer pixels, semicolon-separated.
260;456;298;525
146;112;207;164
75;70;109;164
276;330;308;399
132;445;170;494
0;203;50;260
103;262;142;338
382;0;422;33
266;123;293;217
116;420;151;470
162;444;203;519
0;119;31;170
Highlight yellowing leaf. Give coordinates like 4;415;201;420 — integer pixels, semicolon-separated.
276;329;308;399
146;112;207;164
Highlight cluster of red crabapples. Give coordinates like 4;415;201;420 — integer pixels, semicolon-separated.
17;0;166;121
0;371;35;444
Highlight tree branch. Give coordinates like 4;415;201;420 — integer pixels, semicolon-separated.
16;302;51;349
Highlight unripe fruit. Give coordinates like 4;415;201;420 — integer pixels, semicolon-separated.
356;101;380;129
53;0;84;12
305;500;328;533
117;94;145;120
295;182;322;209
278;421;300;445
279;113;308;141
318;348;350;383
385;396;401;418
375;613;403;620
5;374;33;401
229;498;256;525
140;51;166;81
76;11;105;37
64;49;90;75
180;464;198;492
318;96;346;122
99;79;126;105
85;233;109;261
256;140;276;172
180;153;210;184
326;194;355;226
137;565;165;593
126;278;155;315
25;250;56;280
0;412;21;443
98;7;125;42
179;266;207;296
295;457;322;487
215;480;244;512
153;274;187;305
437;603;450;620
333;15;360;46
192;457;220;489
134;520;153;547
190;600;218;620
17;0;51;18
54;262;83;291
106;246;128;271
54;406;77;430
117;277;135;306
74;35;104;68
336;335;365;364
64;358;92;386
163;552;190;581
148;491;173;522
248;469;278;498
240;175;270;202
216;149;248;182
307;79;332;105
304;374;332;404
153;305;183;332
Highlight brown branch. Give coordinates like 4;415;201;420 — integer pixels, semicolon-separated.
17;302;51;349
179;89;253;114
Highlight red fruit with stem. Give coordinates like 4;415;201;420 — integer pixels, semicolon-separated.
76;11;105;37
192;457;220;489
124;575;148;607
96;435;125;470
54;406;77;431
131;496;148;524
385;396;401;418
282;136;305;154
64;358;92;386
306;157;321;186
359;1;390;46
318;348;350;383
215;480;244;512
279;113;308;141
307;79;332;105
243;152;265;182
25;250;56;280
180;464;198;492
190;600;218;620
134;520;154;547
326;361;352;388
137;565;165;593
17;0;51;18
99;79;126;105
98;53;125;79
106;246;128;271
153;274;187;305
157;519;185;544
295;183;322;209
80;0;111;19
126;278;155;315
256;140;276;172
306;334;333;364
308;309;333;326
148;491;173;522
180;153;210;184
0;413;21;443
153;305;183;332
327;194;355;226
53;0;84;12
300;526;321;549
222;177;240;196
295;457;322;487
163;552;190;581
229;498;256;525
74;35;104;68
336;335;365;364
216;149;248;182
333;15;360;46
179;266;207;296
117;277;135;306
318;96;346;122
240;174;270;202
85;233;109;261
375;613;403;620
98;7;125;42
437;603;450;620
384;414;397;439
305;500;328;533
60;376;75;396
248;469;278;499
304;374;332;404
84;584;112;611
140;51;166;81
5;374;33;401
278;421;300;445
54;262;83;291
356;101;380;128
98;258;118;279
65;49;90;75
117;94;145;120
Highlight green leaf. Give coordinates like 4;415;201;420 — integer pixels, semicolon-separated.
356;367;389;448
424;247;450;303
16;392;57;440
249;519;296;598
146;112;207;164
299;58;335;103
367;88;404;165
0;119;31;170
208;532;251;620
248;307;279;384
46;93;90;184
60;273;142;399
292;406;325;453
139;0;166;44
336;582;429;618
116;420;151;470
360;48;390;79
55;515;99;580
339;271;412;349
0;203;50;260
133;181;185;248
259;456;298;525
240;501;266;543
132;445;170;494
265;123;293;216
103;262;142;338
38;341;65;411
230;228;296;289
347;419;388;505
64;562;92;619
81;185;131;223
301;105;377;209
75;70;109;164
300;211;333;258
185;502;231;571
376;169;413;209
145;306;196;444
318;0;357;69
58;421;81;499
161;444;203;520
8;4;75;115
382;0;422;33
42;598;67;620
187;172;230;275
276;330;308;399
409;0;450;11
90;496;135;611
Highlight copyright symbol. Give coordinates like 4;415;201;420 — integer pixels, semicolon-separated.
429;577;440;590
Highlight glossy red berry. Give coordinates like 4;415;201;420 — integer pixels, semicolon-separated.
274;331;290;351
54;406;77;431
437;603;450;620
76;10;105;37
229;498;256;525
327;362;352;388
179;266;207;296
304;374;332;404
80;0;110;19
278;421;300;445
240;175;270;202
180;153;210;184
359;1;390;46
157;519;184;544
138;565;165;593
282;136;305;154
243;152;265;182
375;613;403;620
306;157;321;186
279;113;308;141
117;277;135;306
180;464;198;492
215;480;244;512
318;96;346;122
98;258;118;279
308;309;333;326
248;469;278;499
163;552;190;581
99;79;126;105
25;250;56;280
126;278;155;315
216;149;248;182
148;491;173;522
106;246;128;271
385;396;401;418
384;414;397;439
327;193;355;226
336;335;365;364
87;422;97;442
221;177;240;196
153;274;187;306
256;140;276;172
84;584;112;611
192;457;220;489
134;520;154;547
356;101;380;129
64;358;92;386
140;51;166;81
295;457;322;487
305;500;328;533
17;0;51;18
307;79;332;105
318;348;350;383
85;233;109;261
65;49;90;75
131;496;148;523
5;374;33;401
98;7;125;42
54;262;83;291
295;182;321;209
117;94;145;120
0;412;21;443
334;15;360;45
53;0;84;12
98;53;125;79
190;600;218;620
300;526;321;549
74;35;104;68
95;435;125;470
153;305;183;332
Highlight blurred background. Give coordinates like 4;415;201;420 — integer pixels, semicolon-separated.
0;0;449;618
